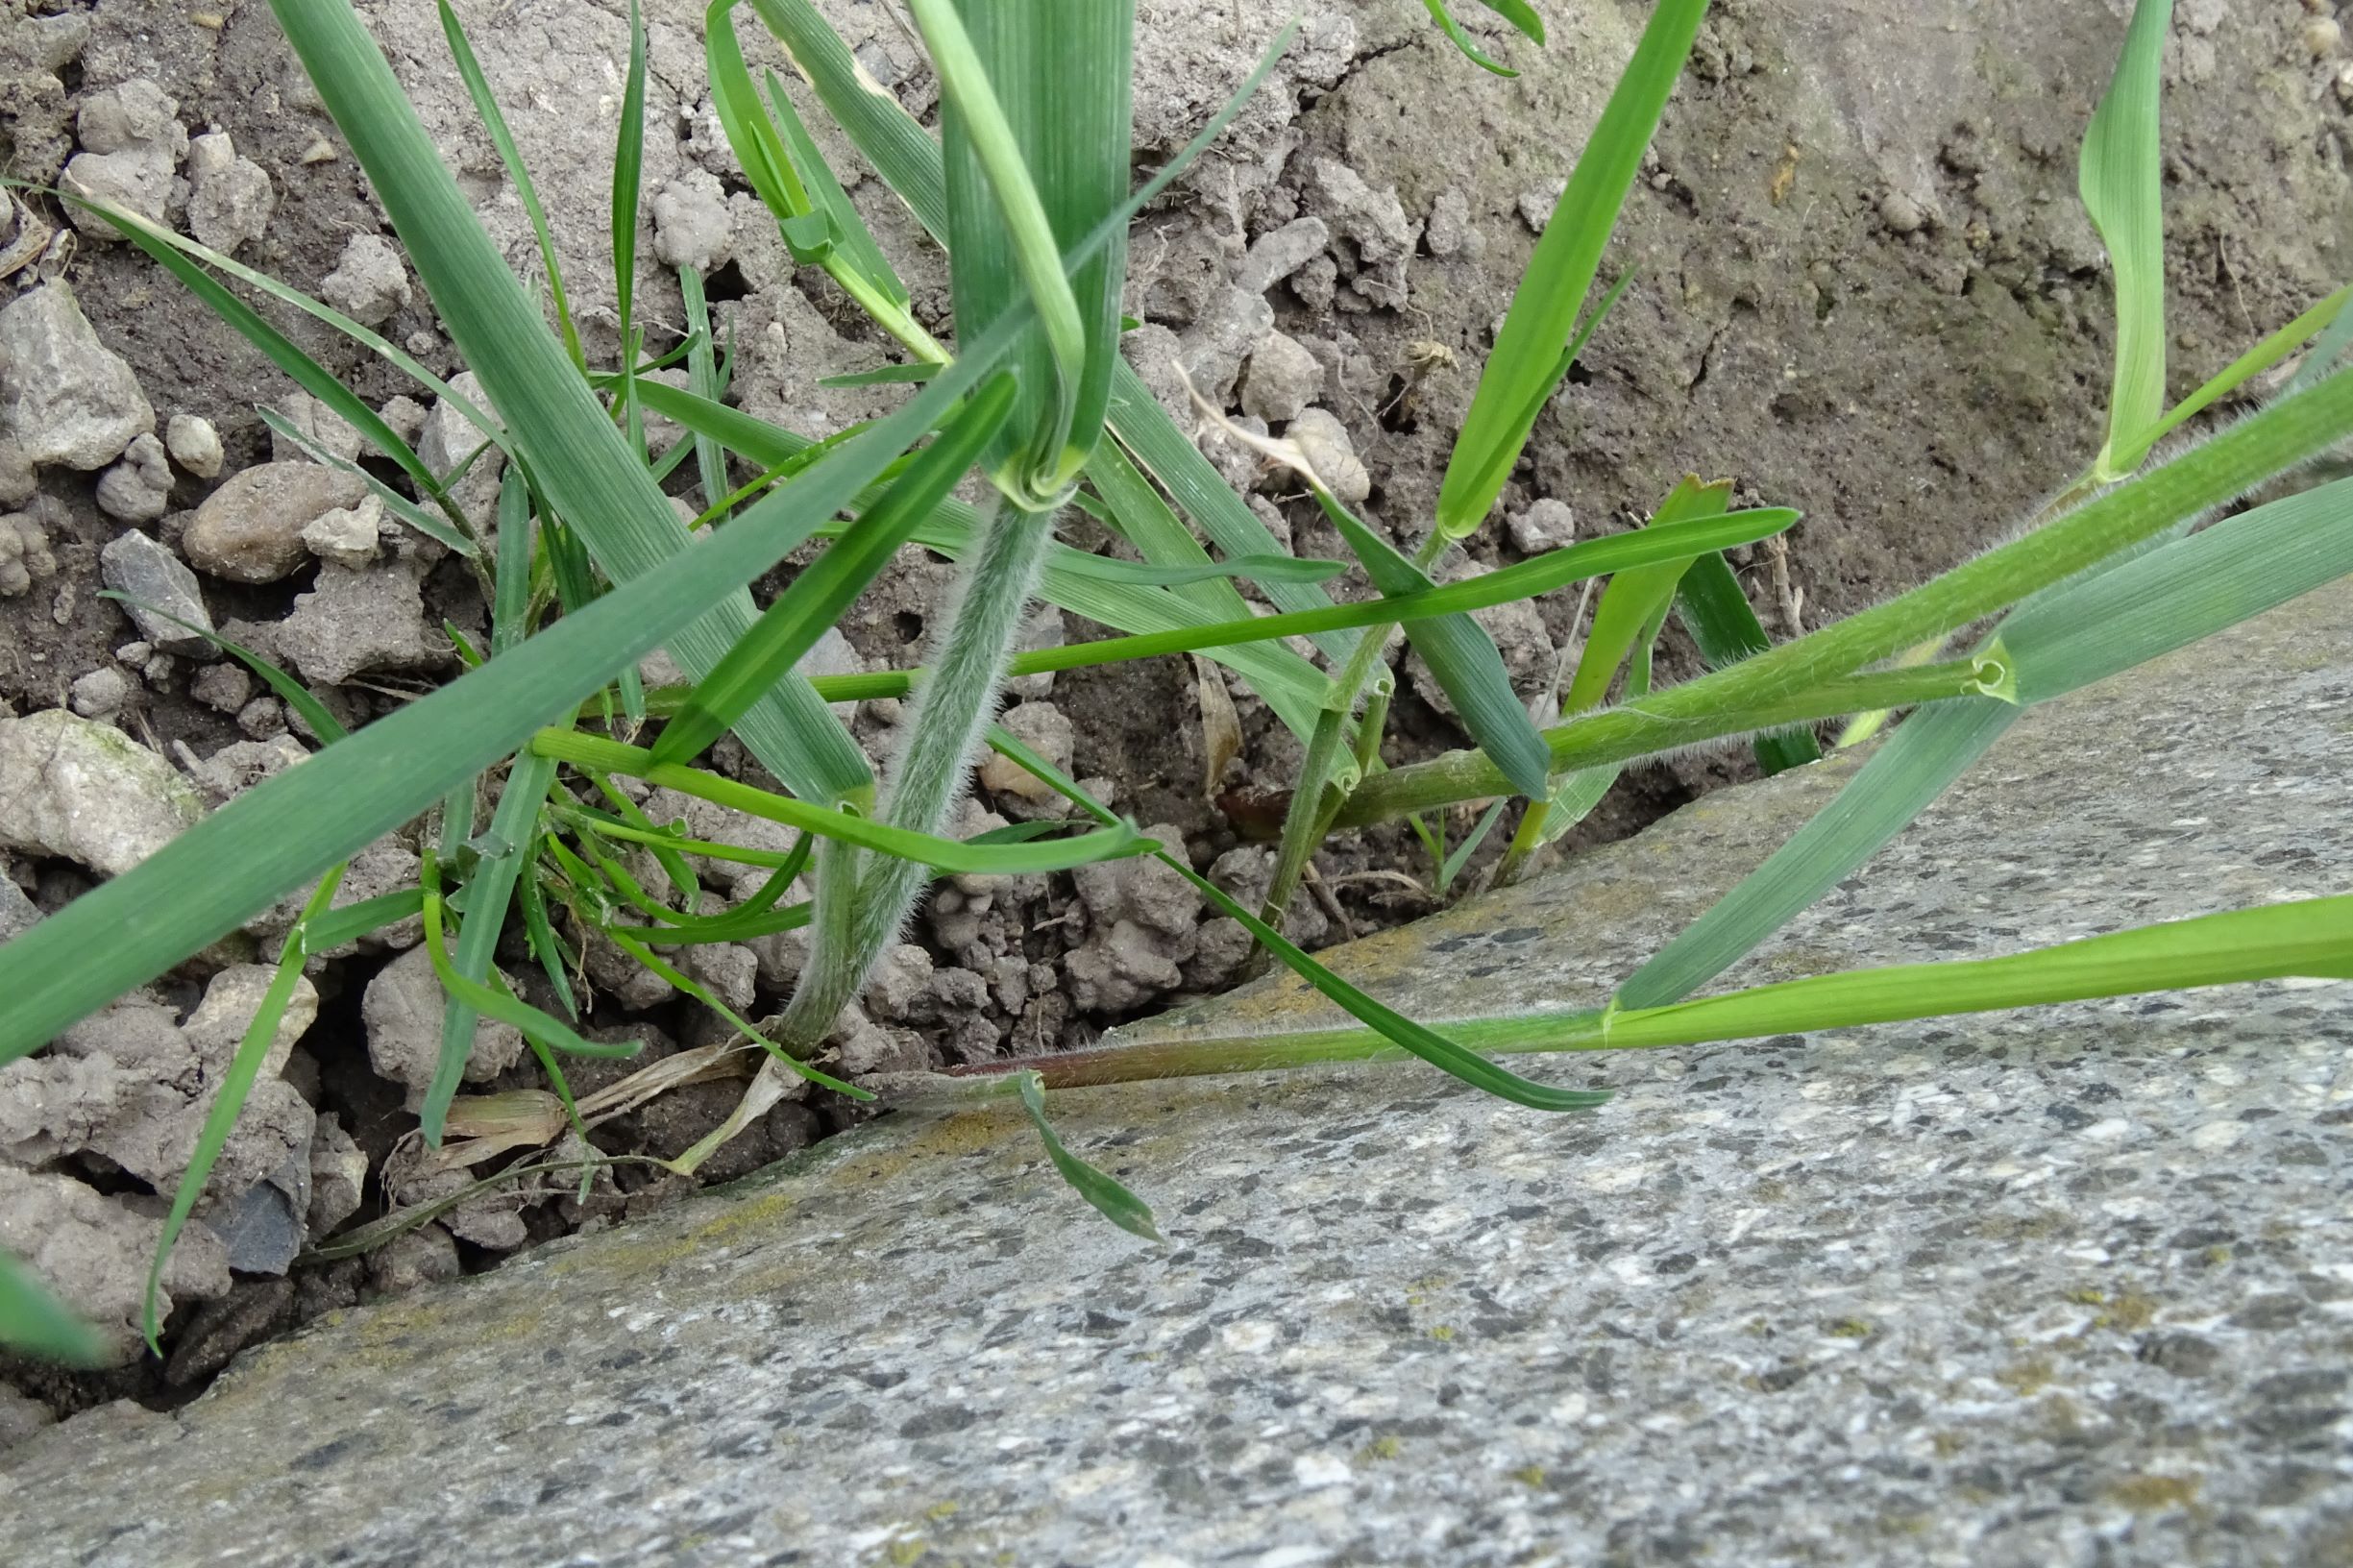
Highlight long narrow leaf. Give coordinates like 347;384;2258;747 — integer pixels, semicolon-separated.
2080;0;2173;478
1310;489;1552;799
1434;0;1707;536
653;373;1017;765
142;866;344;1352
436;0;582;368
267;0;871;807
1017;1071;1163;1240
0;293;1018;1065
988;728;1610;1112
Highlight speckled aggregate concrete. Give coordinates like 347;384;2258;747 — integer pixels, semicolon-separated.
5;582;2349;1567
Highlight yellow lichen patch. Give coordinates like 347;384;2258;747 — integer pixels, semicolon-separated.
2096;1292;2159;1332
1512;1464;1547;1488
2108;1473;2200;1511
1994;1357;2056;1397
1826;1317;1873;1339
1355;1434;1405;1464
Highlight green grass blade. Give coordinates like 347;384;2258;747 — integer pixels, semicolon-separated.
653;373;1017;766
762;68;910;306
421;855;642;1061
534;731;1151;875
257;406;476;556
97;592;347;743
991;725;1611;1111
1017;1071;1163;1240
2005;473;2353;702
2288;282;2353;398
1435;0;1707;537
1311;489;1552;798
612;0;647;347
1608;895;2353;1045
141;866;344;1352
1479;0;1546;42
2153;280;2352;444
1617;698;2020;1009
267;0;870;807
1084;435;1256;624
1674;551;1820;773
436;0;582;369
0;1250;108;1367
1013;505;1800;675
424;750;558;1144
914;0;1116;496
302;888;427;951
102;205;496;445
679;267;733;516
0;308;1016;1066
629;378;1335;734
103;204;448;504
1562;477;1720;714
1422;0;1521;76
2079;0;2172;478
493;469;533;654
742;0;1350;651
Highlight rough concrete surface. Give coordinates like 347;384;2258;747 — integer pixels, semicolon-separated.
5;580;2347;1566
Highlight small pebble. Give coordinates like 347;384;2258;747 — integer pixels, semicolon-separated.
165;413;224;478
1880;189;1925;235
69;667;130;719
2306;16;2341;57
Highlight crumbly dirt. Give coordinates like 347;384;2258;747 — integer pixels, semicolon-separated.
3;0;2349;1423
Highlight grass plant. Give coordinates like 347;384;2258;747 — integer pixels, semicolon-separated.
3;0;2350;1350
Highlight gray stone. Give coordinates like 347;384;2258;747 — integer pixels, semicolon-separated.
1507;497;1576;555
1174;282;1274;408
650;168;733;274
183;462;370;583
1233;213;1330;294
0;511;56;598
0;708;202;875
214;1149;310;1277
1285;405;1371;505
272;559;441;686
267;390;365;465
0;282;155;470
184;130;276;256
301;495;383;571
99;528;212;654
10;575;2350;1564
361;943;526;1111
0;873;39;942
319;233;411;326
163;413;223;478
1238;329;1323;425
1424;185;1475;258
60;79;185;242
67;666;129;720
93;433;170;524
0;1167;226;1369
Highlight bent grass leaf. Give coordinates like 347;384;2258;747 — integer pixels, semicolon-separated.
1674;551;1820;773
533;730;1155;876
988;728;1612;1113
1016;1072;1164;1241
2080;0;2173;478
144;867;345;1352
1309;487;1553;799
1435;0;1707;536
0;1250;107;1367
